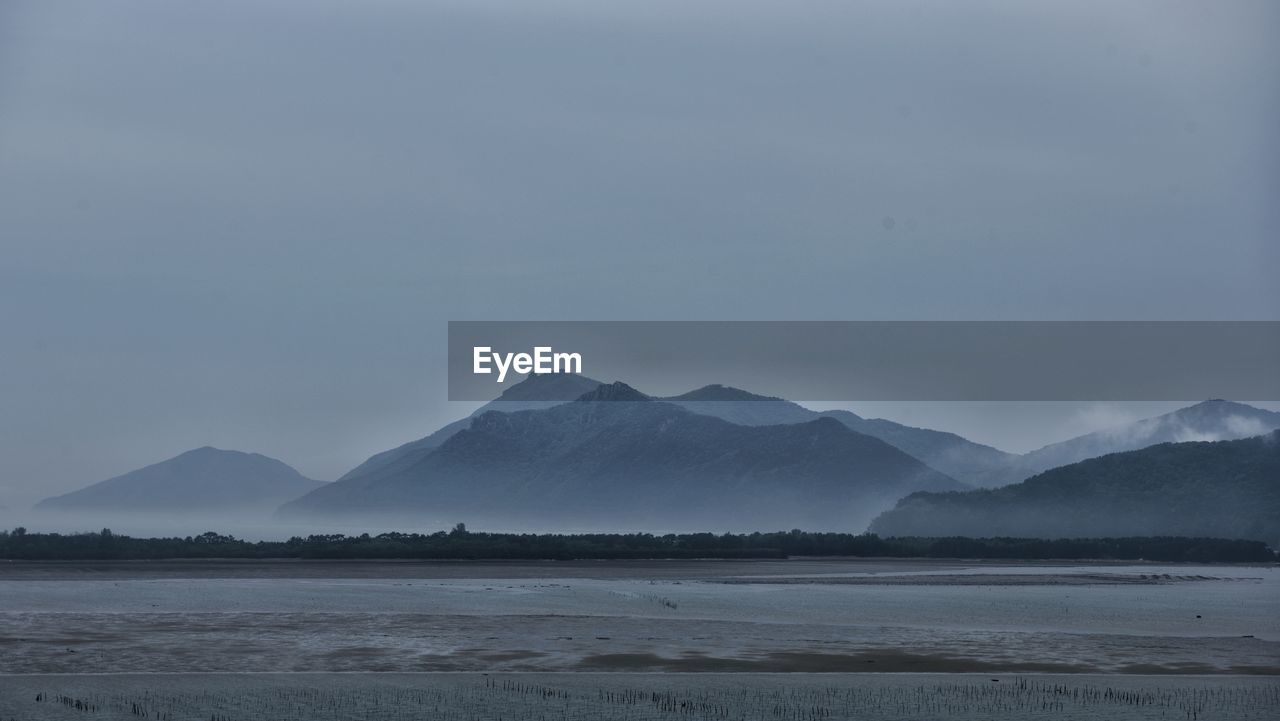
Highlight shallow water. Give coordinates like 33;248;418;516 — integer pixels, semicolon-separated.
1;559;1276;675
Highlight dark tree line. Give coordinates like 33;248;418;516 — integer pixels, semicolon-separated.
0;526;1273;562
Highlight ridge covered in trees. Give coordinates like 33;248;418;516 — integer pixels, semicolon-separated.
871;431;1280;544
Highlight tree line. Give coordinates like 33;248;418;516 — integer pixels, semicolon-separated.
0;525;1273;562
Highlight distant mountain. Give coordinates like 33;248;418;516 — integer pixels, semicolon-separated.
340;378;1280;501
661;385;819;426
646;393;1280;488
340;379;1014;490
870;431;1280;545
280;383;964;530
1006;400;1280;479
35;447;325;514
336;373;605;483
662;385;1014;487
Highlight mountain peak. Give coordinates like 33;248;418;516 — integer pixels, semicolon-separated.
495;373;604;402
1178;399;1258;415
183;446;239;457
667;384;784;402
576;382;650;402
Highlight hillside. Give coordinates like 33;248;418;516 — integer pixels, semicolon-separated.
870;431;1280;544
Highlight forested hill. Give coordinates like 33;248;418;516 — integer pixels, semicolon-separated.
871;431;1280;544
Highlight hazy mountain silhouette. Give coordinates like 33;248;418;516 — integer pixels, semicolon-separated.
280;382;964;530
336;373;605;483
662;385;1014;487
662;393;1280;488
870;431;1280;544
984;400;1280;486
35;447;325;513
335;377;1280;514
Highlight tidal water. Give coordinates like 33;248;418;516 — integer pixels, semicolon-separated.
2;559;1275;674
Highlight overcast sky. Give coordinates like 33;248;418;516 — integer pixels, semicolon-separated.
1;0;1277;507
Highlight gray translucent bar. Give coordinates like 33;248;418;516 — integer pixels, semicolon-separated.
448;321;1280;401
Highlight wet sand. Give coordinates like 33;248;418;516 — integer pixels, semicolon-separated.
2;559;1276;677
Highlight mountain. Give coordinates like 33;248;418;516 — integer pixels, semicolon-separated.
654;392;1280;488
340;377;1279;502
869;431;1280;545
338;379;1013;490
279;383;965;530
992;400;1280;484
35;447;325;514
662;385;1015;487
336;373;605;483
661;384;819;426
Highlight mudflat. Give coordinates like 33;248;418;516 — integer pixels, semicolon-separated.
2;558;1277;676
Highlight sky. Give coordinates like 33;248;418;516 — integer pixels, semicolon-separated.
1;0;1277;508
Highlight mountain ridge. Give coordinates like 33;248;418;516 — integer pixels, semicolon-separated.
279;384;965;530
333;377;1279;495
35;447;325;514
